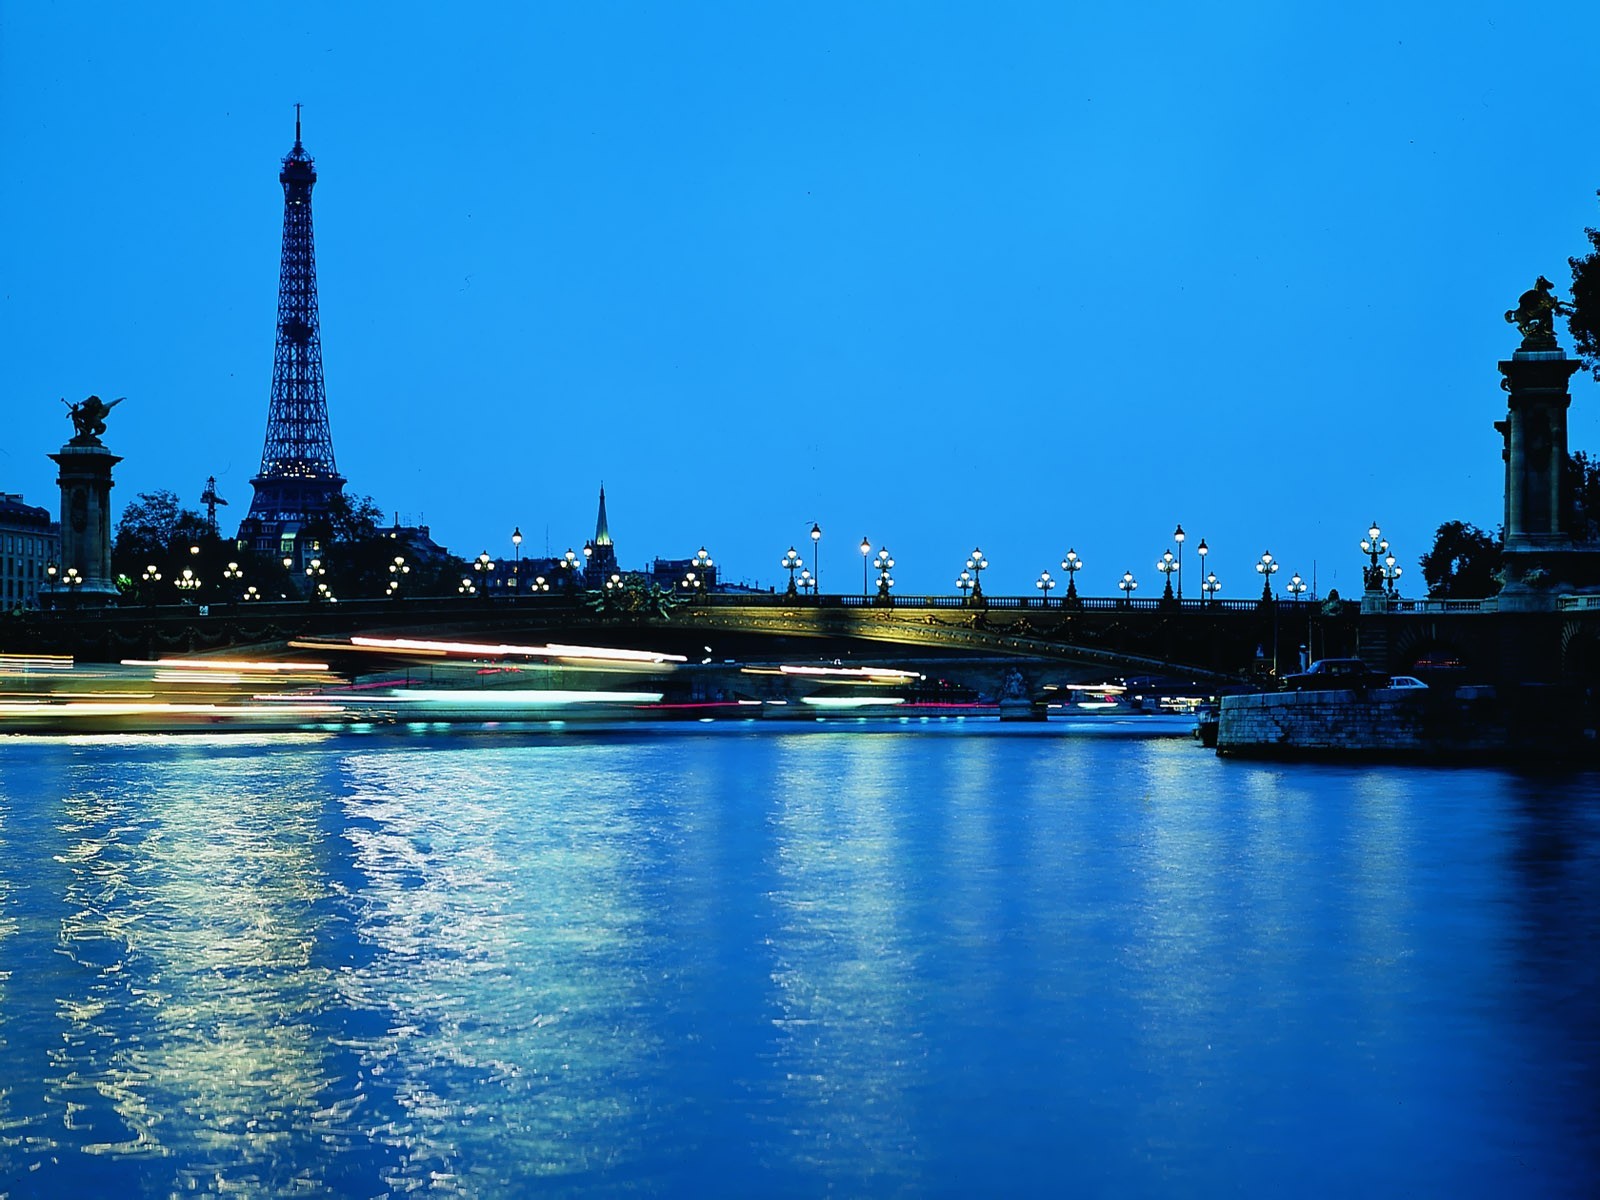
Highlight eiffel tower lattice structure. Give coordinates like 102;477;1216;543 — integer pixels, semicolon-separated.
239;106;346;560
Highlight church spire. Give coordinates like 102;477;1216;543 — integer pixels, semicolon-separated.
593;484;612;547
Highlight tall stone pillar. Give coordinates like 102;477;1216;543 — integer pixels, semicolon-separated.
1496;279;1585;610
46;396;124;606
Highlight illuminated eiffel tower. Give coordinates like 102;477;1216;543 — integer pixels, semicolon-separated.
239;106;345;559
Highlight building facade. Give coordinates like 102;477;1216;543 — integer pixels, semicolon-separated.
0;493;61;610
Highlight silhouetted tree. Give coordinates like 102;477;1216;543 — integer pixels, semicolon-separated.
1569;191;1600;378
1568;450;1600;540
1420;521;1502;598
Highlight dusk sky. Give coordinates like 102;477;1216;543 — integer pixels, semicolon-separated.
5;3;1600;597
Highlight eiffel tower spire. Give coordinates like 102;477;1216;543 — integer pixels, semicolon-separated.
239;107;345;557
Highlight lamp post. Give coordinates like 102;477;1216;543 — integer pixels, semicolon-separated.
781;546;803;596
141;563;163;604
176;566;201;602
1196;538;1209;603
388;554;409;596
1287;572;1307;602
511;526;523;590
1360;520;1389;592
1382;553;1403;597
1173;524;1186;600
1035;570;1055;606
458;577;475;596
474;551;495;597
561;548;581;594
874;549;894;604
304;557;325;601
799;568;814;597
1118;570;1138;606
956;569;975;603
965;547;988;603
64;567;83;600
1157;549;1177;601
860;536;872;597
243;585;261;602
222;560;244;601
1202;571;1222;602
810;523;822;595
1256;550;1278;601
692;546;713;595
1061;549;1083;603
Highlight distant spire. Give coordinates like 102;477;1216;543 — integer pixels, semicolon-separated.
594;484;612;547
294;102;303;148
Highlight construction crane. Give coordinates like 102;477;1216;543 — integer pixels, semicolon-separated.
200;476;229;534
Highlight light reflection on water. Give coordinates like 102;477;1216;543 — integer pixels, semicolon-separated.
0;731;1594;1197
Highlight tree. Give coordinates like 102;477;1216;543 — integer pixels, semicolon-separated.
1569;191;1600;379
1569;450;1600;540
1419;522;1502;599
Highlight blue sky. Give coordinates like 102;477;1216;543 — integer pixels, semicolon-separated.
5;2;1600;597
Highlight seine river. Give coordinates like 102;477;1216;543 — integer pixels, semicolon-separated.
0;723;1595;1197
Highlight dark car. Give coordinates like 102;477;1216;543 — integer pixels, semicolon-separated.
1280;658;1389;692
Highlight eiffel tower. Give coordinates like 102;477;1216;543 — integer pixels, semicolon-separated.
238;106;345;560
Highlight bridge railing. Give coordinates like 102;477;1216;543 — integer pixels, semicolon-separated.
1386;597;1496;614
1557;594;1600;612
698;593;1275;613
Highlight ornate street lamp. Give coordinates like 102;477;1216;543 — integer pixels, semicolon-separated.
387;554;410;596
1173;524;1186;600
799;568;815;596
1061;549;1083;602
1035;570;1055;605
1360;521;1389;591
1202;571;1222;602
141;563;163;603
781;546;803;596
458;577;476;596
860;536;872;597
965;547;989;601
531;575;550;593
681;570;702;594
243;585;261;602
956;569;975;603
1256;550;1278;601
1157;549;1178;600
1196;538;1209;602
510;526;523;589
1383;553;1403;597
304;557;325;597
810;523;822;594
221;560;244;602
64;567;83;594
874;548;895;603
1287;572;1307;602
1118;570;1138;605
474;551;495;597
692;546;713;595
561;548;582;593
176;566;201;601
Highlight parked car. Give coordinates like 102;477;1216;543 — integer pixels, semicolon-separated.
1386;675;1429;690
1280;658;1390;691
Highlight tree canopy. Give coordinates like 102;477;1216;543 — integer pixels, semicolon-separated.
1569;190;1600;379
1419;521;1502;599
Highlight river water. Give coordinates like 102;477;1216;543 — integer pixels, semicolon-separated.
0;723;1595;1197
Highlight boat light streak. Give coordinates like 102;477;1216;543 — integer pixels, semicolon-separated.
121;658;331;672
799;696;908;708
346;636;686;664
387;689;665;707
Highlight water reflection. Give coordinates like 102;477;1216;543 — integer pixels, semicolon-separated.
44;743;343;1193
765;734;918;1186
333;744;659;1191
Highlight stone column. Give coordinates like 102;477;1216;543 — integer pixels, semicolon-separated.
1495;278;1589;610
48;440;122;606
